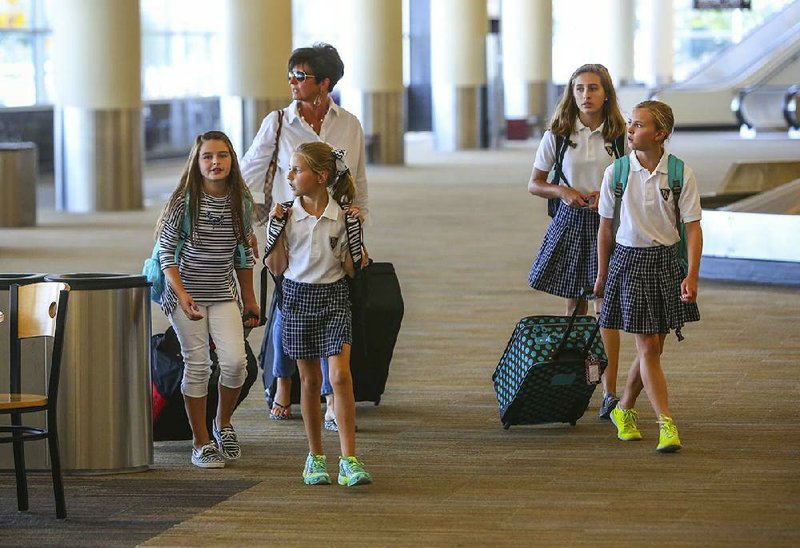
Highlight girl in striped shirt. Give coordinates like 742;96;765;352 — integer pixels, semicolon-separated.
156;130;259;469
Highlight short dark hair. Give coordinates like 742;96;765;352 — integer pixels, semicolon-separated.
287;42;345;91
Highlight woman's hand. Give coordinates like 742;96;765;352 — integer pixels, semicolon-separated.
178;291;203;320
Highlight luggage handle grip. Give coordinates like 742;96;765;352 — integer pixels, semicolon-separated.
551;287;598;359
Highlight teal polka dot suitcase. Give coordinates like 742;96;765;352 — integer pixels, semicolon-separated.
492;314;607;429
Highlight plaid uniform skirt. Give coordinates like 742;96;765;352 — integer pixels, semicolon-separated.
599;243;700;340
281;277;352;360
528;205;599;299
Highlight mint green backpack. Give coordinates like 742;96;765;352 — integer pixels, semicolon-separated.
611;154;688;272
143;193;253;304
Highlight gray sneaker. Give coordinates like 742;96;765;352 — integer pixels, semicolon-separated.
598;394;619;421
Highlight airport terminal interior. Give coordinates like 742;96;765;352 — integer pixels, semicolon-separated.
1;0;799;546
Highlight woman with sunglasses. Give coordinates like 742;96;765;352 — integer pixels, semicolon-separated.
241;42;369;428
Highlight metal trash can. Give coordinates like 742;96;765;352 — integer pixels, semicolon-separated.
44;273;152;474
0;273;49;470
0;143;37;227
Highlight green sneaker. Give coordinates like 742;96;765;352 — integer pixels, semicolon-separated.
302;454;331;485
656;415;682;453
610;406;642;441
338;456;372;487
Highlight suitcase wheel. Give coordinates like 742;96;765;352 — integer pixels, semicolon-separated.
569;421;577;427
373;396;381;406
502;422;510;430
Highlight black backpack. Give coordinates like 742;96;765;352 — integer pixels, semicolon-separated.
547;133;625;218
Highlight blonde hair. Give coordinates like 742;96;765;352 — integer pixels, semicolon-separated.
293;141;356;206
550;63;626;142
633;100;675;138
155;130;252;244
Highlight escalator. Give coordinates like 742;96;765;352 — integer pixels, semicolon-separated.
654;0;800;128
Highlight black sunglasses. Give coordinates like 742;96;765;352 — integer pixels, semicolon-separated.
288;70;317;82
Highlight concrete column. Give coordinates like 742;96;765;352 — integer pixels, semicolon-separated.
501;0;552;136
350;0;404;164
430;0;487;150
648;0;673;87
221;0;292;156
52;0;142;212
609;0;635;85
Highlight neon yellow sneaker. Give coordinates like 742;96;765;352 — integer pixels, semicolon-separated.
610;406;642;441
338;456;372;487
656;415;682;453
302;454;331;485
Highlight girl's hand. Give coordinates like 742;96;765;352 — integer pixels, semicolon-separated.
270;203;290;221
346;206;364;224
242;301;261;328
593;273;606;299
680;276;698;304
562;187;589;209
584;191;600;211
178;292;203;320
249;232;259;259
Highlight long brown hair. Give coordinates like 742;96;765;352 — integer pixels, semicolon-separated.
293;141;356;206
155;130;252;244
550;63;626;142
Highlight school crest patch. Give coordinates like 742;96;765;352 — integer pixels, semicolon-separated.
329;236;339;250
660;188;671;201
604;142;614;157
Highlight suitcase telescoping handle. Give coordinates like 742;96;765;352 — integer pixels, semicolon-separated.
551;287;601;359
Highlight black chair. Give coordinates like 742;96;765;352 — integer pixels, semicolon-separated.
1;282;70;519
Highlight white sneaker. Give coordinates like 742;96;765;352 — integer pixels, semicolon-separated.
191;441;225;468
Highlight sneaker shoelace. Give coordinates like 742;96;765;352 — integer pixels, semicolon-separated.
217;426;238;445
622;409;639;429
659;418;678;439
341;457;366;474
307;455;327;474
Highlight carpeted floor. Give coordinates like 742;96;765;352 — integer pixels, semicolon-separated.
1;132;799;547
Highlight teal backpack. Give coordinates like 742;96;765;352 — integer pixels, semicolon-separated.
611;154;688;272
143;193;253;304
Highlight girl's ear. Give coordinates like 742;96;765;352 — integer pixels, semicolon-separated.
317;170;329;185
655;128;668;144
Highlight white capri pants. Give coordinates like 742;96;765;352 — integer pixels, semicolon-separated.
169;300;248;398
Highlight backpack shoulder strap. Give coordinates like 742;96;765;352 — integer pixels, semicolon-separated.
263;200;294;261
612;134;625;159
174;192;191;263
667;154;689;272
611;155;630;237
340;203;364;272
234;196;254;268
552;134;572;186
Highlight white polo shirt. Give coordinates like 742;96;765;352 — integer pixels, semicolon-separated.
533;120;623;196
282;197;348;284
599;151;702;248
240;100;370;222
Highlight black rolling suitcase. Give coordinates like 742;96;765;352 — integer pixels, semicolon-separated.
349;261;404;404
492;305;607;429
151;326;259;441
259;260;404;407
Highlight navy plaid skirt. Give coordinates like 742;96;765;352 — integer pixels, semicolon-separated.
281;277;352;360
528;205;599;299
598;244;700;340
